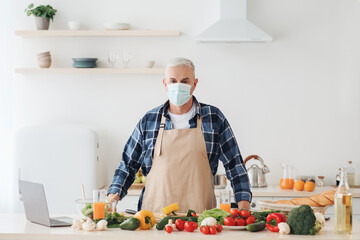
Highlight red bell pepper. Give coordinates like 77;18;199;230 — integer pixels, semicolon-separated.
266;213;288;232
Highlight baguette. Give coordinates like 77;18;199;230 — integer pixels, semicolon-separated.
274;200;295;205
310;194;334;206
291;197;321;207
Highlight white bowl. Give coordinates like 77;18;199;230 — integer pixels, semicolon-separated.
104;22;130;30
145;60;155;68
68;21;81;30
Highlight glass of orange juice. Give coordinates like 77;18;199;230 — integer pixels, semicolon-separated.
93;190;106;220
219;190;231;213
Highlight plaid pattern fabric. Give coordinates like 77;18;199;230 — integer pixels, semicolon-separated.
108;97;252;209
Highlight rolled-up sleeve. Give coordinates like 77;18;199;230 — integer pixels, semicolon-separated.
218;118;252;203
107;120;144;200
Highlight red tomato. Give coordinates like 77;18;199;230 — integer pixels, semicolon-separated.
184;221;196;232
190;221;198;229
230;208;239;217
209;226;217;234
216;224;223;232
223;217;236;226
200;226;210;235
175;219;185;231
165;225;173;233
245;215;256;225
235;218;245;226
239;210;250;218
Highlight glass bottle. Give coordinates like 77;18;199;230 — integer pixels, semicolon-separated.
279;162;294;189
347;161;355;187
336;168;341;186
317;176;324;187
334;168;352;234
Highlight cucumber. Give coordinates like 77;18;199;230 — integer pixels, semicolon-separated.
119;217;140;231
246;221;266;232
156;216;198;230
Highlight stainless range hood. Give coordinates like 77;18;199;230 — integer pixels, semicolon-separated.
196;0;272;43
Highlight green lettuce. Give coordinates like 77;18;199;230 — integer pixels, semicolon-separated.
198;208;230;225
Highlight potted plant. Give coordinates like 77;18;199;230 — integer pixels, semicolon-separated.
25;3;57;30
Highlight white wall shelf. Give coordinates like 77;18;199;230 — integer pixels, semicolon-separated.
15;30;180;37
15;68;165;74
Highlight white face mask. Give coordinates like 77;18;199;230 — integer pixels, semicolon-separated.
167;83;191;106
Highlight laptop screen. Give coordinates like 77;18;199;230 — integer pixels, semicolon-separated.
19;180;51;226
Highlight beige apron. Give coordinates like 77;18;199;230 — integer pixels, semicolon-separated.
142;108;216;213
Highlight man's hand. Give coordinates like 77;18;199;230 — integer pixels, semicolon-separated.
237;200;250;210
107;193;120;202
107;193;120;212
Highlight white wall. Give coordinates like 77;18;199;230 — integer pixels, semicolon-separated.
11;0;360;200
0;1;14;213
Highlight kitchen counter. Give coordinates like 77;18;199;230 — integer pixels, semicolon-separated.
0;214;357;240
127;185;360;198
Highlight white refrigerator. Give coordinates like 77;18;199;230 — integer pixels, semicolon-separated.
13;125;105;214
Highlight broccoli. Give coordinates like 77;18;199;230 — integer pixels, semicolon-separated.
287;205;316;235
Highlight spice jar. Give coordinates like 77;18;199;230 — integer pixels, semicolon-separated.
317;176;324;187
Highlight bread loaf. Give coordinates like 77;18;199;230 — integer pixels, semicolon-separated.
310;194;334;206
274;200;295;205
291;197;321;207
274;189;336;206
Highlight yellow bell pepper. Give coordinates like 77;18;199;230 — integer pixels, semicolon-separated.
134;210;156;230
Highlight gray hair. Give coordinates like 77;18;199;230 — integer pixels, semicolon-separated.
166;57;195;75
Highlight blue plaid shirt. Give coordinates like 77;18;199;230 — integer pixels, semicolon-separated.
108;97;252;210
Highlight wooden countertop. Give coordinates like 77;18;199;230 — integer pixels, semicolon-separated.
0;214;357;240
127;185;360;198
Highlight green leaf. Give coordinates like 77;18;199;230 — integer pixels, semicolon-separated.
28;3;34;9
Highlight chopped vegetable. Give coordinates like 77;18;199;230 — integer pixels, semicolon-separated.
287;205;316;235
198;208;229;225
266;213;288;232
278;222;290;235
162;203;180;216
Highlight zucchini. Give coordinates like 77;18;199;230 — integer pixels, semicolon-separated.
246;221;266;232
156;216;198;230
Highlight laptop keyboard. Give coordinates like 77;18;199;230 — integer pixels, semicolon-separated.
50;218;67;225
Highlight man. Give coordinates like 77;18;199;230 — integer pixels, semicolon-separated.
107;57;251;212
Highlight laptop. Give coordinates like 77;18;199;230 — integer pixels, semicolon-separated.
19;180;73;227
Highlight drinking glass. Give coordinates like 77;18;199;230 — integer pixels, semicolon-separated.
219;190;231;213
122;50;132;68
93;190;106;220
108;51;118;67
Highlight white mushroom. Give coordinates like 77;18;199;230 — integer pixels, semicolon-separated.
71;218;84;230
278;222;290;235
82;218;96;231
96;220;108;231
201;217;217;226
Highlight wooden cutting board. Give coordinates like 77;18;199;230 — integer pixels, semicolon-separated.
331;185;360;188
129;183;145;189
